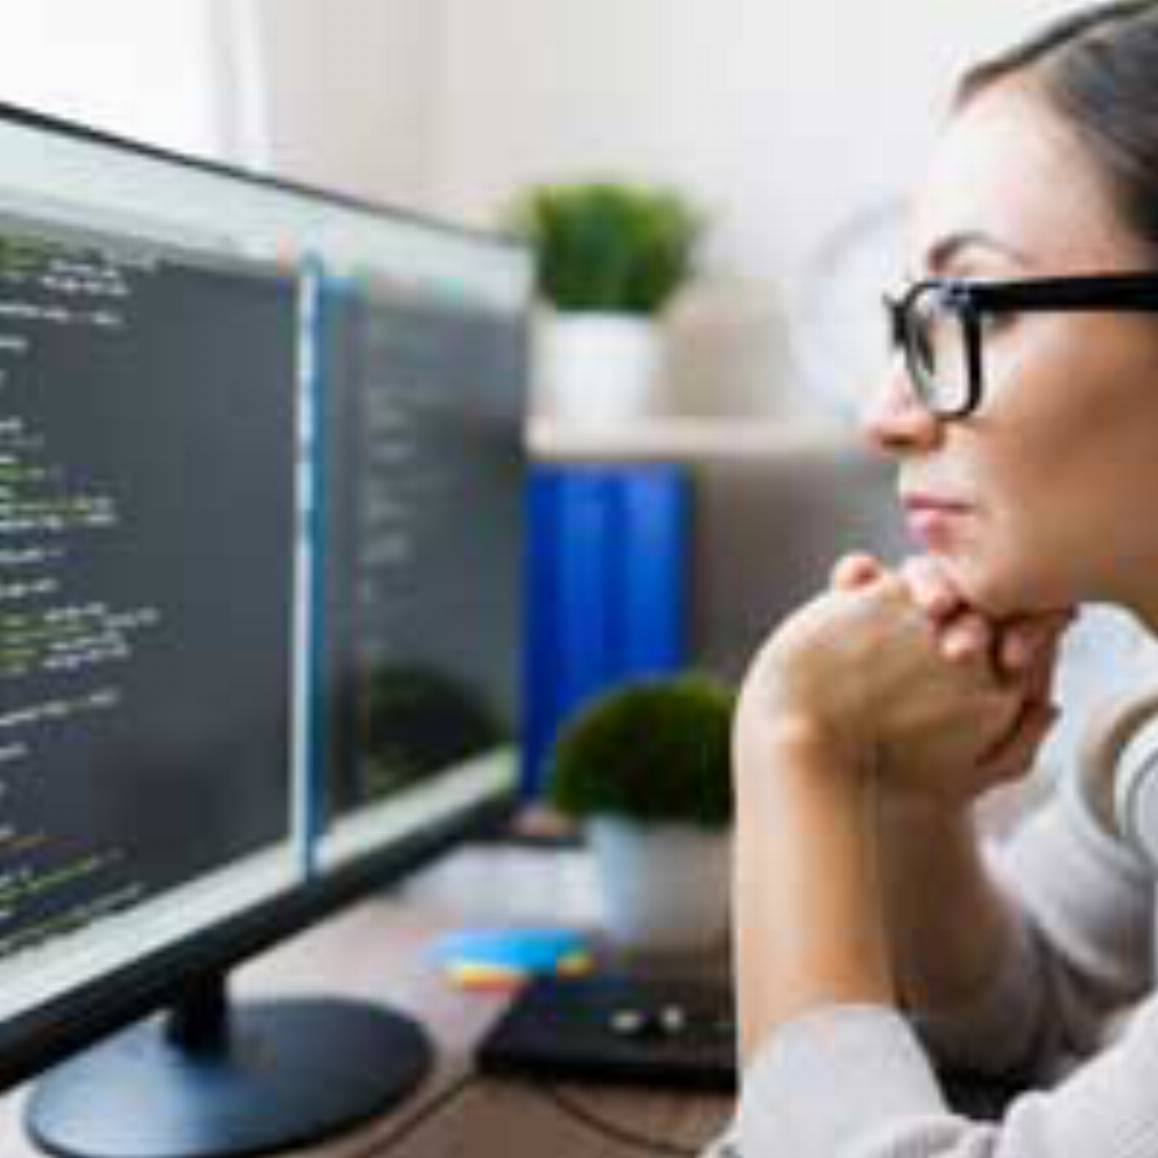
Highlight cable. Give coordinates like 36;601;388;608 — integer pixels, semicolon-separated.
360;1070;477;1157
536;1081;709;1157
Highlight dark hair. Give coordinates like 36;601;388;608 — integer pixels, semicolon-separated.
958;2;1158;255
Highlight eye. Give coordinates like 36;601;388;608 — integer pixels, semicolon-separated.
979;311;1016;336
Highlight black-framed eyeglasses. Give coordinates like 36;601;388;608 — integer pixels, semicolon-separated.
883;272;1158;419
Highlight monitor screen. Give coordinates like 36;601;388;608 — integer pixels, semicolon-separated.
0;105;531;1156
316;267;526;869
0;168;305;1037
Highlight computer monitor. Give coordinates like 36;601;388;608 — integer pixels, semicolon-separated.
315;240;527;874
0;105;531;1157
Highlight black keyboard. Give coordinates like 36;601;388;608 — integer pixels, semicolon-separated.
477;973;736;1091
475;972;1027;1119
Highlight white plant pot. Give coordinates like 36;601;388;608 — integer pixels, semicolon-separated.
587;816;730;953
537;312;661;428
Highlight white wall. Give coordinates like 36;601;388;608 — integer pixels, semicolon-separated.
238;0;447;207
0;2;1092;419
1;4;1093;416
240;3;1091;271
0;2;227;158
423;1;1088;418
430;3;1091;267
243;2;1087;262
234;2;1113;422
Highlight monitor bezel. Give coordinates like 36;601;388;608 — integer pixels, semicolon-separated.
0;100;527;1094
0;102;524;253
0;794;513;1092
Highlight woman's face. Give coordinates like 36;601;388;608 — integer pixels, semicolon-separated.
865;77;1158;622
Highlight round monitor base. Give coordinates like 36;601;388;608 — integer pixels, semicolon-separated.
26;996;433;1158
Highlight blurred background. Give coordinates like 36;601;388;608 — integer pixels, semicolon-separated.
5;0;1155;797
0;0;1093;421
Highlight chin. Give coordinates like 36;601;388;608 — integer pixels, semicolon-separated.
936;552;1061;618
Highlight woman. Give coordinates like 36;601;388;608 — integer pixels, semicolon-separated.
731;4;1158;1155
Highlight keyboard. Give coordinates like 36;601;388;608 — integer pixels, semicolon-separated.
475;972;1028;1119
477;973;735;1091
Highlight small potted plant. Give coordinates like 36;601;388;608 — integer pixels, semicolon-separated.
508;181;702;427
547;673;734;952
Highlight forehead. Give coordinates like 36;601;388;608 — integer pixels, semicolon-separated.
909;79;1144;274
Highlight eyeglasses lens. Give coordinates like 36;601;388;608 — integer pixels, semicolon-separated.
905;285;971;415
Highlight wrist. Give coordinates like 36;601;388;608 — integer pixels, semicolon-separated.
882;787;975;829
735;708;876;826
734;705;894;1050
764;711;873;787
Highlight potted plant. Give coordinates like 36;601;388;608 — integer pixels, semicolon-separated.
547;673;734;952
508;182;702;427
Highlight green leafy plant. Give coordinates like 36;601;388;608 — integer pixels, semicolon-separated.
547;674;735;827
509;182;702;315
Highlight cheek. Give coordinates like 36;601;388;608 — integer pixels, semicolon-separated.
945;420;1091;612
904;473;1037;614
946;505;1064;615
970;327;1158;609
974;495;1082;612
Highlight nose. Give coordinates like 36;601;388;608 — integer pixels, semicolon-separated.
861;355;943;457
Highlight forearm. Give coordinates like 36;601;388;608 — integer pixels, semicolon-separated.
880;797;1023;1019
735;719;895;1064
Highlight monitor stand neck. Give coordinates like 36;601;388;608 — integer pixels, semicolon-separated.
26;971;433;1158
165;974;230;1054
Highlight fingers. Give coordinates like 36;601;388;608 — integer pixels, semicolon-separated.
834;551;1074;685
899;555;1075;679
997;608;1076;675
899;555;964;621
977;696;1059;775
830;552;884;591
941;610;1065;677
893;556;996;665
936;611;994;663
827;553;993;669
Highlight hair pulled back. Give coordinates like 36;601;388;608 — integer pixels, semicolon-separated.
959;3;1158;255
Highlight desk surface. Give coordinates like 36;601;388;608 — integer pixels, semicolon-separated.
0;843;733;1157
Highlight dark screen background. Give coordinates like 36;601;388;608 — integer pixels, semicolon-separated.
319;279;527;816
0;225;298;959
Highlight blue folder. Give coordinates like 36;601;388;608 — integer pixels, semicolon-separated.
521;464;690;797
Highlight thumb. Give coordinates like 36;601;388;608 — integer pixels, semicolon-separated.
977;697;1059;781
830;551;885;592
997;608;1075;676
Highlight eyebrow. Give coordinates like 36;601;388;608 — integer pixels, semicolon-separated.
924;231;1031;274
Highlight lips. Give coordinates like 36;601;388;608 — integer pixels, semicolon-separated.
901;494;972;548
900;493;972;514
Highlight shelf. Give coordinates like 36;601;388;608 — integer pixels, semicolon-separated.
525;415;861;462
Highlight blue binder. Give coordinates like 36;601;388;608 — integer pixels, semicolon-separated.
521;464;689;797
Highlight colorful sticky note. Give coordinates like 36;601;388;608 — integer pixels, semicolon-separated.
431;927;594;989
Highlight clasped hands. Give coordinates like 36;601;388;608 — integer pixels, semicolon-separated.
737;552;1073;811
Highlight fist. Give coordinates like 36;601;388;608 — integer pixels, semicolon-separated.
738;571;1026;805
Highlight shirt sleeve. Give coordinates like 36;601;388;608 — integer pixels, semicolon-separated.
725;695;1158;1156
914;756;1153;1080
731;993;1158;1158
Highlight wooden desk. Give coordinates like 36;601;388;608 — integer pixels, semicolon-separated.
0;844;734;1157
